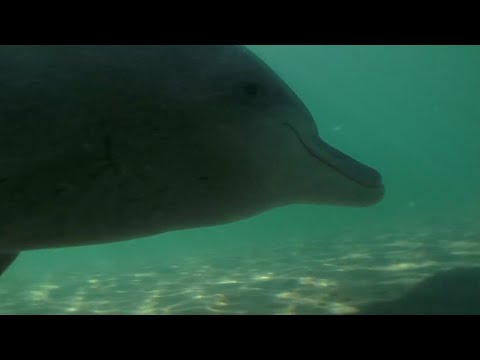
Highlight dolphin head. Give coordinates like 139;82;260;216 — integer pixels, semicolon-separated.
182;46;385;211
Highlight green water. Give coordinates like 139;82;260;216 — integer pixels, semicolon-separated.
1;45;479;315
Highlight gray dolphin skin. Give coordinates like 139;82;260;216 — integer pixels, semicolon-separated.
0;45;385;276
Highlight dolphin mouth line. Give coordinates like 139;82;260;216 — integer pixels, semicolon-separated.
282;123;383;190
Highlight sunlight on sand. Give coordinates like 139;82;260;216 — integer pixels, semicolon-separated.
2;221;480;315
252;272;275;281
298;277;337;288
276;291;300;300
326;302;359;315
371;261;437;272
216;279;241;285
30;290;49;302
133;272;157;278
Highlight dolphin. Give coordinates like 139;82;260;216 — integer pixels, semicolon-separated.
0;45;385;276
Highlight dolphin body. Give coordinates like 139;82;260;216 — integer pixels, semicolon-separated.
0;45;384;276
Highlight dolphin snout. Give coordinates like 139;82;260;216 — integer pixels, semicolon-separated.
284;122;384;190
324;145;384;190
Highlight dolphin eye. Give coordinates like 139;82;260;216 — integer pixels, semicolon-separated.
243;82;260;97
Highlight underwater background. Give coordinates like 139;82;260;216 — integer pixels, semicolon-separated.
1;45;479;315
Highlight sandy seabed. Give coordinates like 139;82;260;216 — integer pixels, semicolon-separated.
1;218;479;315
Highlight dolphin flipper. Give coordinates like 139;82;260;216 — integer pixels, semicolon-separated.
0;252;19;276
